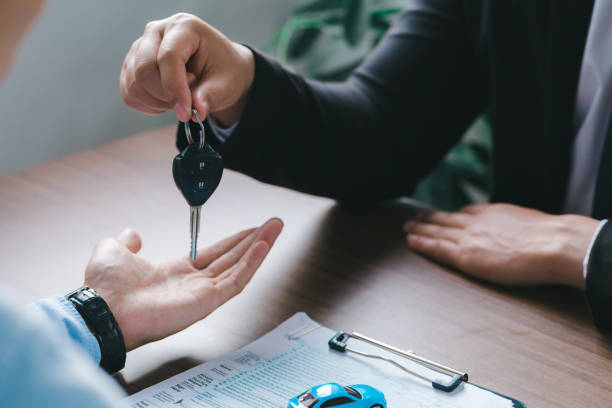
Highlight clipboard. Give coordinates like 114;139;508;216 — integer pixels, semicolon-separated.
324;330;526;407
126;313;527;408
285;318;527;407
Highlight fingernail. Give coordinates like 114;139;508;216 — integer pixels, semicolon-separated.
270;217;284;228
174;103;188;121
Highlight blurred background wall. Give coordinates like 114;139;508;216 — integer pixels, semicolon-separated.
0;0;300;175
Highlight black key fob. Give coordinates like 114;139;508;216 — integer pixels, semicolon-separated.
173;143;224;207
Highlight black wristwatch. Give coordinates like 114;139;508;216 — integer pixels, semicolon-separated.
66;286;126;374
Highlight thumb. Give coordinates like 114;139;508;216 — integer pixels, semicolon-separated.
192;75;230;119
157;36;196;121
116;228;142;254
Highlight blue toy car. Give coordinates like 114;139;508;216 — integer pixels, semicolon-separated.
287;382;386;408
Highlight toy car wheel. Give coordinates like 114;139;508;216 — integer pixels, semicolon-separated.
371;405;383;408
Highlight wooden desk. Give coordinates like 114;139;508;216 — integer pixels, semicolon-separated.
1;126;610;407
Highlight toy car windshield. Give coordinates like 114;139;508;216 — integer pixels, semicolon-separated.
298;391;319;407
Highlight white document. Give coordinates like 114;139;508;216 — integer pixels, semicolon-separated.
125;313;516;408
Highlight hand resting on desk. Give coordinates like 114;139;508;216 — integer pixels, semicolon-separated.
404;203;598;289
83;218;283;351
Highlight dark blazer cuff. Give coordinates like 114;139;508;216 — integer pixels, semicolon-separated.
586;221;612;330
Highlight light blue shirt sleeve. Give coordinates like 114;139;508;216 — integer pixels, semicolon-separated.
208;116;239;143
0;292;127;407
31;295;101;364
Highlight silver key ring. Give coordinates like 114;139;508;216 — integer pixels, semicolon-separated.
184;108;206;151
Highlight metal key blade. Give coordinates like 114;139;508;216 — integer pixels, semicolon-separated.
190;205;201;260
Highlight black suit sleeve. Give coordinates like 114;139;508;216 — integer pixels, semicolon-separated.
586;222;612;330
178;0;486;203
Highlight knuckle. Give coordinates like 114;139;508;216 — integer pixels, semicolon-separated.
170;12;188;20
172;12;195;23
167;13;205;33
183;18;203;32
166;12;194;28
144;20;160;32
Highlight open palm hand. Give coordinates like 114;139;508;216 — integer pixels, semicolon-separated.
83;218;283;350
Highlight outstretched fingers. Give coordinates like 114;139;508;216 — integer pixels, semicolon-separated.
212;240;271;308
210;218;283;304
192;227;257;270
206;218;283;276
197;230;259;275
193;218;283;273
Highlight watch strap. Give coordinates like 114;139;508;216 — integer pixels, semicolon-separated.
66;286;126;374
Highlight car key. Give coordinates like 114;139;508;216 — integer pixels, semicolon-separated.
173;109;224;260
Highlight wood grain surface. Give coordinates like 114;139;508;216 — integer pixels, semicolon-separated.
1;126;610;407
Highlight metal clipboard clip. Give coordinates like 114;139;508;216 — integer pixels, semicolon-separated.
329;332;468;392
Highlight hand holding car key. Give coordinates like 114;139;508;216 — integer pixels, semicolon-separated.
173;109;224;260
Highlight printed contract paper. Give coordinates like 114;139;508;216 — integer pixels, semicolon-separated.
125;313;514;407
